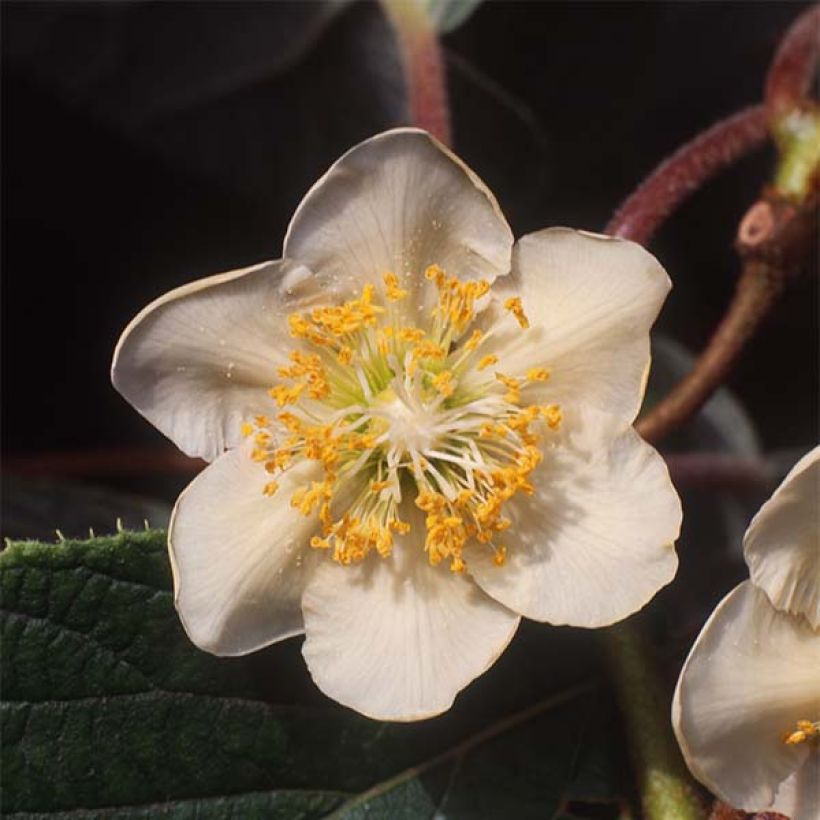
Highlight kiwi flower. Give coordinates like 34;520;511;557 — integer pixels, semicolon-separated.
112;129;681;720
673;447;820;817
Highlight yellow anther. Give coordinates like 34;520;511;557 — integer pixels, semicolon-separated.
291;480;333;516
504;296;530;329
477;354;499;371
496;373;521;404
455;488;474;506
262;481;279;497
465;329;483;351
526;367;550;382
493;546;507;566
277;412;302;433
432;370;456;398
424;264;447;285
541;404;562;430
413;340;447;361
382;272;408;301
399;327;425;343
287;312;312;338
240;422;254;437
370;480;390;492
784;720;819;745
337;346;353;365
269;382;306;407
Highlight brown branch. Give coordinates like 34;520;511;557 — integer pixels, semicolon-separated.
638;190;817;445
606;106;769;246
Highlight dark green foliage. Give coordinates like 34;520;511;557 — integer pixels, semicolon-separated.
1;532;624;818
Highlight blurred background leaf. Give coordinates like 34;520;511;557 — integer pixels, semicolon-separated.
420;0;483;33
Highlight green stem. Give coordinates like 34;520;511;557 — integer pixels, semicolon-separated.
603;620;704;820
771;107;820;202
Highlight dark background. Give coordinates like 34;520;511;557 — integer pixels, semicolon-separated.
2;1;816;535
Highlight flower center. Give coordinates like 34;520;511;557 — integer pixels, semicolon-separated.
242;266;561;572
374;386;439;455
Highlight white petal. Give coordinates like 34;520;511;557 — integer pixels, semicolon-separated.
771;755;820;820
112;259;319;461
744;446;820;629
169;441;321;655
492;228;671;428
469;410;681;627
284;128;513;309
672;582;820;812
301;522;520;721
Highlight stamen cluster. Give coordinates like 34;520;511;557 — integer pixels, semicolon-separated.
242;266;562;572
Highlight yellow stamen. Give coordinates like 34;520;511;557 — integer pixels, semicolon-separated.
465;329;483;351
504;296;530;328
413;340;447;361
399;327;425;343
784;720;819;745
477;354;499;371
496;373;521;404
432;370;456;398
383;272;407;301
251;276;554;573
541;404;562;430
269;382;306;407
526;367;550;382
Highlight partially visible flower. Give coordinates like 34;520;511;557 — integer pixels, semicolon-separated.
745;448;820;630
673;447;820;818
113;128;681;721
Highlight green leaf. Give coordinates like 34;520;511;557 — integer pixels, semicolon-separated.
1;531;622;818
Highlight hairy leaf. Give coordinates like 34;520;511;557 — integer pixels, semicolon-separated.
1;531;619;818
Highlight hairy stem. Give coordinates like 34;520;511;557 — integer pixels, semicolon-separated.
604;621;704;820
606;106;769;245
381;0;452;145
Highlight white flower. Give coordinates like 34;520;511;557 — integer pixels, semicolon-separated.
673;447;820;818
745;448;820;630
112;129;681;721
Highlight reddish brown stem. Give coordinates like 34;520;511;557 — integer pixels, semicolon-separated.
765;4;820;121
663;453;773;492
4;447;203;478
606;106;769;245
709;801;788;820
381;0;452;145
637;261;782;443
638;189;817;446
